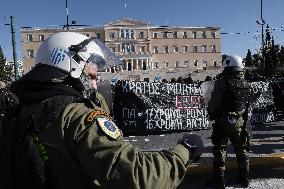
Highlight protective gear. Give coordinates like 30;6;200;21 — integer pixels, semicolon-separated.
223;55;244;72
36;32;122;78
208;69;250;188
219;79;250;112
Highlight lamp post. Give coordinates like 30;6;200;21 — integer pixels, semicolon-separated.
256;0;266;74
4;16;19;80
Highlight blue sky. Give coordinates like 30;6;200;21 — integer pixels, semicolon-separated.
0;0;284;62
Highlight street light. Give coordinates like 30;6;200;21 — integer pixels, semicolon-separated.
256;0;265;74
256;19;265;54
256;0;265;57
4;16;19;80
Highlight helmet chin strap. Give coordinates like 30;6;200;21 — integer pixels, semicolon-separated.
79;72;96;98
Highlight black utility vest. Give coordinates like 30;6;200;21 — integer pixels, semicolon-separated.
219;79;250;113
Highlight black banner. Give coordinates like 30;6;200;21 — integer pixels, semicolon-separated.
248;81;276;124
101;80;276;134
113;80;210;133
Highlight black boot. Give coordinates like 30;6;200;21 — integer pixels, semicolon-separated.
236;152;249;187
238;174;249;188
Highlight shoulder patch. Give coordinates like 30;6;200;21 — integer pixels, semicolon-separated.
97;117;121;139
85;110;109;123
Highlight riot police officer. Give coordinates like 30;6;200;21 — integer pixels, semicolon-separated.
8;32;202;189
207;55;250;188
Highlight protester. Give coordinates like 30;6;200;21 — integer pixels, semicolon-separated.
0;80;18;128
206;55;250;189
170;78;177;83
205;76;212;81
7;32;203;189
177;76;183;83
161;78;168;83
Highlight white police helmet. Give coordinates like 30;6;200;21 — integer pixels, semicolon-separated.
223;55;244;72
36;32;122;78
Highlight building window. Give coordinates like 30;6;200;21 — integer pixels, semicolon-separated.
120;30;125;38
163;46;169;53
96;32;101;39
184;60;189;66
163;32;168;38
27;49;34;58
193;46;198;53
213;60;217;66
192;31;197;38
173;46;178;53
27;34;33;42
153;46;158;53
110;32;115;39
164;61;169;68
121;43;135;53
183;46;188;53
154;62;159;69
211;31;216;38
183;32;188;38
131;30;135;39
202;45;207;53
120;30;134;39
173;31;178;38
175;61;179;68
131;44;135;52
211;45;216;53
194;60;198;66
39;34;44;42
125;30;130;38
203;60;208;67
153;32;158;38
202;31;207;39
139;32;144;38
140;46;145;52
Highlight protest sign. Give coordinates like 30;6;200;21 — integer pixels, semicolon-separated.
248;81;276;124
113;80;210;133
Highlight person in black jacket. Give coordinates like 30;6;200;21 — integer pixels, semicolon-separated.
0;80;18;134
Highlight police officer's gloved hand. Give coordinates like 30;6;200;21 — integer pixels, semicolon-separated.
179;133;204;163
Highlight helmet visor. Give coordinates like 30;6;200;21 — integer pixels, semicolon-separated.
70;37;123;72
86;39;123;72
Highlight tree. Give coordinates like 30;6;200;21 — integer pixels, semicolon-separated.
245;49;253;67
278;46;284;66
0;45;13;83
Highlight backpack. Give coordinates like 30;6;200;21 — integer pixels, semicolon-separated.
0;105;47;189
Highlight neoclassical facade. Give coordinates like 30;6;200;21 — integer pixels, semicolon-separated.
20;17;221;74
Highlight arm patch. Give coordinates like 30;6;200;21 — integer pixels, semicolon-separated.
97;117;121;139
85;110;121;139
85;110;109;123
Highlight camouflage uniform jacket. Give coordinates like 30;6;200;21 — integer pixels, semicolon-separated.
20;97;192;189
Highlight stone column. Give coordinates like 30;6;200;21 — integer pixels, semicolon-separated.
136;59;139;70
131;59;134;71
125;59;128;71
139;59;142;70
146;59;150;70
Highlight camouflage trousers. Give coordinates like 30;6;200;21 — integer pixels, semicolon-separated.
211;114;250;180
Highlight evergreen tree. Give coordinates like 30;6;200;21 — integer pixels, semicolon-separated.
261;25;282;77
0;45;13;83
279;46;284;66
245;49;253;67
